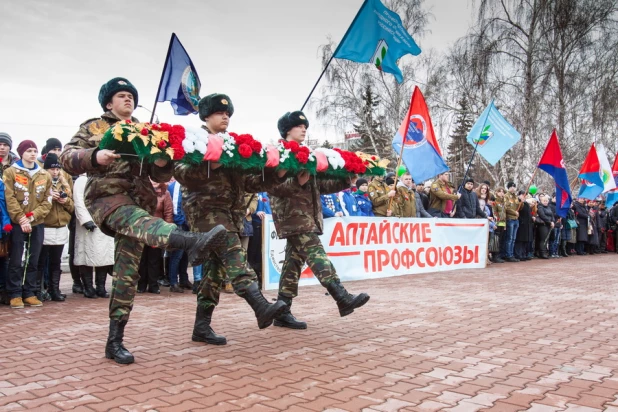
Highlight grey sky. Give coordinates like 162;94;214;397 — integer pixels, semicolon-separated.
0;0;472;151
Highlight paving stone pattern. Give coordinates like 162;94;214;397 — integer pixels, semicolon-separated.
1;254;618;411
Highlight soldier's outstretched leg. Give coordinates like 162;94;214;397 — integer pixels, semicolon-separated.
107;205;228;267
292;233;370;318
274;240;308;329
216;233;286;329
103;205;227;364
193;260;227;345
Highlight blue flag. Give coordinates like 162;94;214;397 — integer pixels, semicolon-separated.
466;101;521;166
392;87;449;183
156;33;201;116
334;0;421;83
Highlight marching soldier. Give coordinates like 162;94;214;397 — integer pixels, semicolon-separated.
174;93;288;346
60;77;227;364
269;111;370;330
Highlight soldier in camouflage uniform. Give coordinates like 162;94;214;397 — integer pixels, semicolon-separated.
269;111;370;330
174;93;288;346
60;78;227;364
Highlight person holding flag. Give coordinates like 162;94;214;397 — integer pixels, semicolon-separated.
60;77;229;364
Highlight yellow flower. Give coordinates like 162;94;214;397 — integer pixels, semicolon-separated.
150;146;161;154
112;123;125;141
166;147;174;158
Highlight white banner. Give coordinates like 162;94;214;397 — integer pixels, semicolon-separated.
262;216;488;291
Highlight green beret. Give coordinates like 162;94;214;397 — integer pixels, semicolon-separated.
277;111;309;138
98;77;138;112
198;93;234;121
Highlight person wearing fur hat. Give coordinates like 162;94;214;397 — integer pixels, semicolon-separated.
174;93;289;346
268;111;370;330
36;154;74;301
60;78;229;364
4;140;52;309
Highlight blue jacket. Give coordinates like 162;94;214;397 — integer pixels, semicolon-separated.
252;192;272;225
353;192;375;217
0;180;11;234
167;181;186;227
339;189;361;216
321;193;343;218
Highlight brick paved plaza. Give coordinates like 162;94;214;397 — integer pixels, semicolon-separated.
1;254;618;411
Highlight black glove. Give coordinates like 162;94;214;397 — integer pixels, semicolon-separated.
83;221;97;232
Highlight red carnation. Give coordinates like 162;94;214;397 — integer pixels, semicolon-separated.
364;193;369;197
3;224;12;232
287;141;300;153
157;140;167;149
298;146;310;155
140;128;149;136
238;144;253;158
26;212;34;218
296;152;309;164
371;156;376;160
125;120;131;124
250;140;262;153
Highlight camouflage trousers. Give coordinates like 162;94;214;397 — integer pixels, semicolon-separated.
105;205;176;321
279;232;340;298
197;232;257;309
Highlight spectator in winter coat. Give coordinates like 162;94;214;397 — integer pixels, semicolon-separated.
37;154;75;302
321;193;343;218
74;174;115;298
573;198;590;255
456;178;487;219
339;177;361;217
0;176;12;305
597;202;609;253
535;194;555;259
410;179;432;218
352;178;374;217
416;182;430;211
392;173;416;218
4;140;52;309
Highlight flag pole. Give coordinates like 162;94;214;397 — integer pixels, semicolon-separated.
300;0;368;111
388;137;407;213
459;101;492;192
149;33;176;123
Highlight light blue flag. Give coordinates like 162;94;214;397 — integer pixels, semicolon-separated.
156;33;201;116
466;101;521;166
334;0;421;83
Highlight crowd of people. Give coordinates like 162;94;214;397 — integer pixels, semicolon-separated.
0;76;615;365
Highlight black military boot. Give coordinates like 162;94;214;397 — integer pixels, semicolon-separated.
168;225;227;266
560;241;569;257
273;295;307;329
326;281;370;317
192;305;227;345
95;267;110;298
239;282;287;329
70;260;84;294
81;267;97;299
105;320;134;364
49;270;65;302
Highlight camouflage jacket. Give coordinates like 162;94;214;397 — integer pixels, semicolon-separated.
59;111;174;236
174;162;283;233
367;178;391;217
269;176;349;239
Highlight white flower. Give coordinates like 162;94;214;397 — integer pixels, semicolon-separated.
194;141;207;154
183;140;195;153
